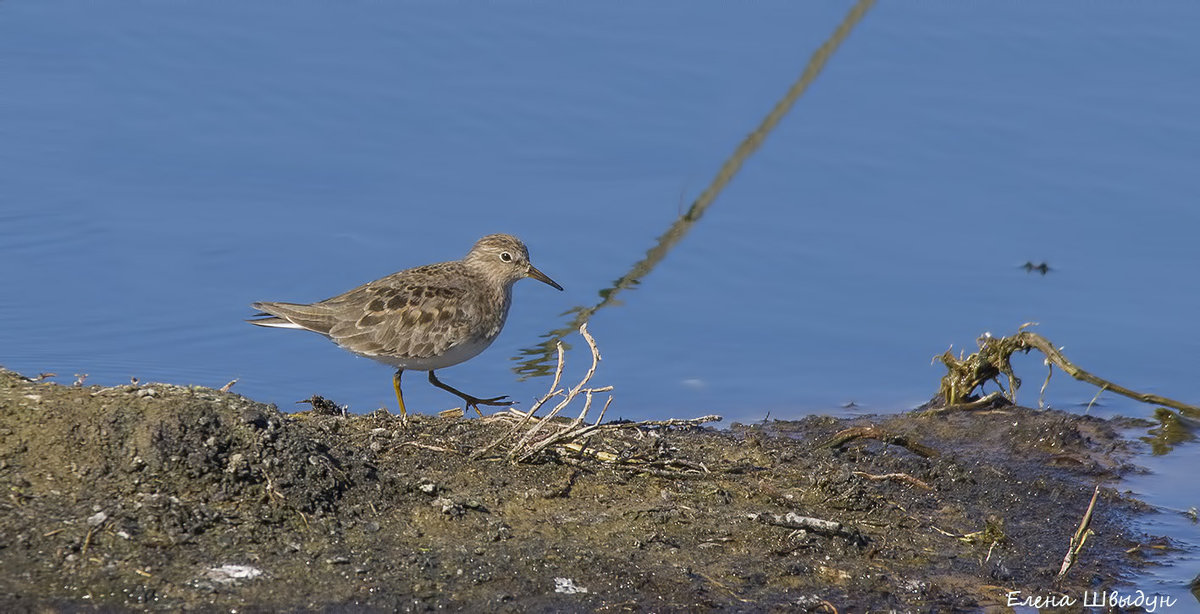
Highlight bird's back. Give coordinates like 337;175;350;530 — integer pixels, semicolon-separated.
249;261;510;369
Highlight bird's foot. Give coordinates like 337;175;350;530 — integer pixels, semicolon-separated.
460;394;512;416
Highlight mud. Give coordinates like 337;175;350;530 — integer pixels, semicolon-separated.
0;367;1169;612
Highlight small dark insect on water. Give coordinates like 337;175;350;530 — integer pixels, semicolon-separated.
1021;261;1052;275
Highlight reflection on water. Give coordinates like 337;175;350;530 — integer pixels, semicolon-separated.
1141;407;1199;456
513;0;878;379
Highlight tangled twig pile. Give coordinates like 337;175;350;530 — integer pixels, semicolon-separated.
930;323;1200;416
474;324;720;470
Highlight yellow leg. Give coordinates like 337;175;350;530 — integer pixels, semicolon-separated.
392;369;407;419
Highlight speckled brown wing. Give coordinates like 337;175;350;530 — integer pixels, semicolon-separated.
319;263;490;362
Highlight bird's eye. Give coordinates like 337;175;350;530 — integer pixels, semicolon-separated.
499;251;513;263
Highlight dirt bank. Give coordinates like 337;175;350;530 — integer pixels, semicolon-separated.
0;367;1167;612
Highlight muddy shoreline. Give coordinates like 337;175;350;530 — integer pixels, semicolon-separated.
0;367;1170;611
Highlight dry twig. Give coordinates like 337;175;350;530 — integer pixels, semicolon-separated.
1057;485;1101;581
852;471;933;491
471;340;569;460
473;324;614;461
919;391;1008;417
398;441;461;454
478;326;720;469
750;511;865;544
820;426;939;458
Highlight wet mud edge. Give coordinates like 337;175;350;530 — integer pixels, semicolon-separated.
0;367;1171;611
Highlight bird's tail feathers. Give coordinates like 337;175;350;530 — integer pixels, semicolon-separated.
247;301;336;334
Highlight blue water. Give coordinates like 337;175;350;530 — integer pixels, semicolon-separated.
2;1;1197;603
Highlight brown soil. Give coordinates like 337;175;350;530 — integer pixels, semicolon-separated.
0;367;1167;612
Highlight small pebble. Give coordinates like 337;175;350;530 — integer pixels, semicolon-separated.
87;511;108;527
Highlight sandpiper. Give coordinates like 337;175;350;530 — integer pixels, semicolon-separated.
248;234;562;418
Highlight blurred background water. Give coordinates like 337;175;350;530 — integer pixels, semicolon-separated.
1;1;1197;603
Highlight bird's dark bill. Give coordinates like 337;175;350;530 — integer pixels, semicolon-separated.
527;265;563;291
